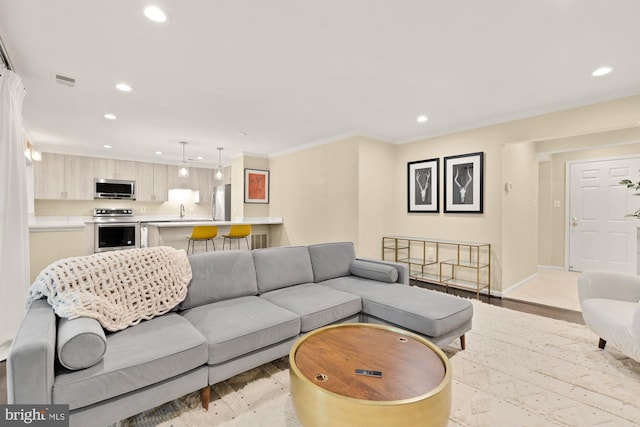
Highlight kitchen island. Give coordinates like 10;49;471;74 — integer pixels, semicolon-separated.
28;216;284;282
28;215;94;282
143;217;283;251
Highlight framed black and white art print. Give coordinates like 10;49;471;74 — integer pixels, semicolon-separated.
444;152;484;213
408;158;439;213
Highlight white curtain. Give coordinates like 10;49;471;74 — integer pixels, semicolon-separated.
0;69;28;361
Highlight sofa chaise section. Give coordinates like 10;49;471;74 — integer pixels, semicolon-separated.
309;242;473;348
326;276;472;348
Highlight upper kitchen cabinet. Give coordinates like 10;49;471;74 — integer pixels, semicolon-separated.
196;167;213;204
167;165;199;190
196;167;230;204
137;162;168;202
93;158;138;181
34;153;94;200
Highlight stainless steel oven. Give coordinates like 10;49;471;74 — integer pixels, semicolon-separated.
93;208;140;253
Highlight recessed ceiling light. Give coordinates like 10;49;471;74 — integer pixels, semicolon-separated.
116;83;132;92
104;145;112;149
103;113;117;120
237;132;247;136
592;66;613;77
417;115;428;123
155;151;163;155
144;6;168;22
196;156;204;160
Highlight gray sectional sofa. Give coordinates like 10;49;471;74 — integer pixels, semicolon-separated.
8;242;473;426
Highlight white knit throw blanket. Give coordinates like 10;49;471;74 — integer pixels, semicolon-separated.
27;246;192;331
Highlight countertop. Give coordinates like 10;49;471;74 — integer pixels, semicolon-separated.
29;215;283;232
144;217;283;227
29;215;92;232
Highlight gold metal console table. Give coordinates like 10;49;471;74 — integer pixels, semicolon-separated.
382;236;491;299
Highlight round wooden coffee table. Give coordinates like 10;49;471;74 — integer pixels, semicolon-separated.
289;323;451;427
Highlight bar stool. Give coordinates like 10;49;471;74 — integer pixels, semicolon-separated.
186;225;218;254
222;224;251;250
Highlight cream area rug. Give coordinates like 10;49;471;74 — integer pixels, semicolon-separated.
120;300;640;426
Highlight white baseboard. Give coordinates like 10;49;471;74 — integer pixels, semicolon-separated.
537;265;565;271
501;272;539;297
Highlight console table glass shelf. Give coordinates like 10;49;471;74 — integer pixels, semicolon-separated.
382;236;491;299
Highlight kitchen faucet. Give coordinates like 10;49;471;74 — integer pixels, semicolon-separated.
180;203;185;218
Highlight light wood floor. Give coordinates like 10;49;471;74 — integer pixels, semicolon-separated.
504;267;581;312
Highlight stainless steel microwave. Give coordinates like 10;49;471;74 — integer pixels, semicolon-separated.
94;178;136;200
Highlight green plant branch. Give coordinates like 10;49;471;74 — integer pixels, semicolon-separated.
620;178;640;218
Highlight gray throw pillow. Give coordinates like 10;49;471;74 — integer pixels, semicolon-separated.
350;260;399;283
57;317;107;370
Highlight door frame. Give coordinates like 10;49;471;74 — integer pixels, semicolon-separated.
564;154;640;271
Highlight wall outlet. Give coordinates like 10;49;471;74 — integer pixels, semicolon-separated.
553;200;561;208
140;206;146;213
189;206;195;212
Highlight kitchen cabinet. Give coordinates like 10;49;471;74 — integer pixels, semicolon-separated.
34;153;222;202
93;158;138;181
34;153;94;200
137;163;168;202
167;165;199;190
196;167;217;204
197;166;232;204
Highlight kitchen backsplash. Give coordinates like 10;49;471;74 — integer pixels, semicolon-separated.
34;198;212;217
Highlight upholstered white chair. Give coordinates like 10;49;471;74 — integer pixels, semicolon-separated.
578;270;640;362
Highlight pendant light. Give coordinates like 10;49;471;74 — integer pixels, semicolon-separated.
215;147;224;180
178;141;189;178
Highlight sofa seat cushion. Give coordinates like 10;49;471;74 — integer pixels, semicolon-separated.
181;296;300;365
53;313;208;411
323;277;473;337
260;283;362;332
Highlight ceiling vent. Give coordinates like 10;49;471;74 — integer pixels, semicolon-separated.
55;74;76;87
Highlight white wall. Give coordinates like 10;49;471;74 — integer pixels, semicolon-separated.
357;138;396;258
394;130;505;290
269;137;360;247
501;142;538;289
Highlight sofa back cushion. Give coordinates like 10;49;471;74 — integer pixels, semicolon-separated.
253;246;314;293
181;250;258;309
308;242;356;282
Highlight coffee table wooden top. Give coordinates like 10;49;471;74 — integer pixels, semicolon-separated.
292;323;446;401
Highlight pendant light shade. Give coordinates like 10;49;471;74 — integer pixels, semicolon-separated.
215;147;223;180
178;141;189;178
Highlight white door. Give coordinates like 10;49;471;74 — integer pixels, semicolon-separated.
568;157;640;273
